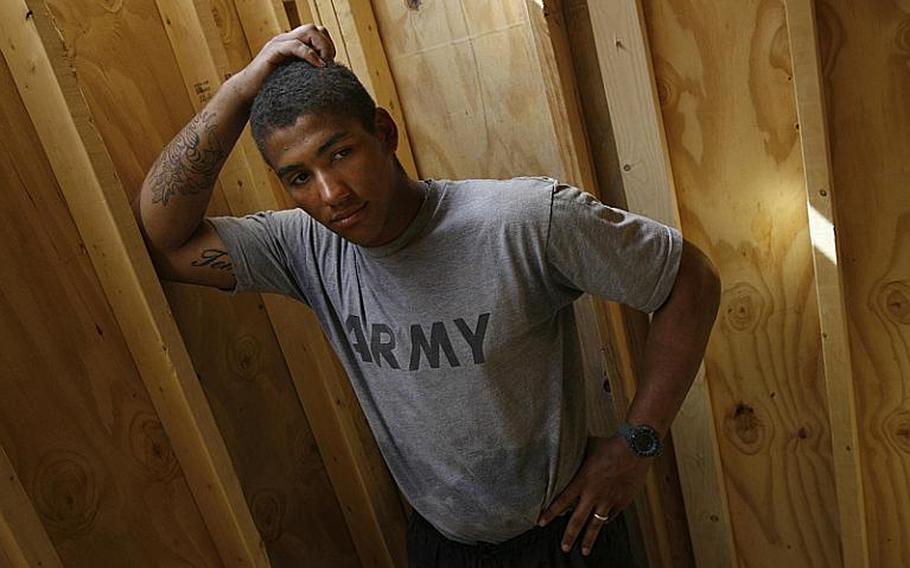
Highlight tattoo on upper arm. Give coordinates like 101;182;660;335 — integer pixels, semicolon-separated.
191;248;233;271
149;110;225;206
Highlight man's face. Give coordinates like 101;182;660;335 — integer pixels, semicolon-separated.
264;110;404;247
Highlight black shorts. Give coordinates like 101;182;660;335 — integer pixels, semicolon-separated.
406;509;638;567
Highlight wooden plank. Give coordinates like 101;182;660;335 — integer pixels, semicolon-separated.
0;1;265;565
642;1;842;566
0;444;62;568
158;1;406;565
372;0;564;180
329;0;417;177
314;0;351;65
587;2;735;567
815;1;910;565
0;34;222;567
39;0;361;564
783;2;868;566
525;2;693;566
233;0;286;51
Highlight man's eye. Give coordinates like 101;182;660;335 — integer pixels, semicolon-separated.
332;148;352;160
289;172;310;186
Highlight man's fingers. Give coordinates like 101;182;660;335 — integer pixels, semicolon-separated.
284;40;325;67
308;27;336;62
537;480;581;526
559;501;591;554
580;509;611;556
283;23;335;62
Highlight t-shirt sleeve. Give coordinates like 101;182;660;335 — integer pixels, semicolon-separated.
546;182;683;313
205;210;309;304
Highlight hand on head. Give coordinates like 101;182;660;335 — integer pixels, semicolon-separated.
230;24;337;103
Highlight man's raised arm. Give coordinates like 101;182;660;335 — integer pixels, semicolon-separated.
132;24;334;288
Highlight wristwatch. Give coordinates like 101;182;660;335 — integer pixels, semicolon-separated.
618;422;663;458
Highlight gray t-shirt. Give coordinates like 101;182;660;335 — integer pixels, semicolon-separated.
207;176;682;545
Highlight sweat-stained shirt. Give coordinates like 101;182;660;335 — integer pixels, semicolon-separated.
206;176;683;545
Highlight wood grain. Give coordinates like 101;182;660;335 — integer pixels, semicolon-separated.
372;0;565;181
37;0;359;564
0;443;62;567
644;1;840;566
329;0;418;176
528;2;693;565
0;16;224;564
819;1;910;565
784;1;869;565
586;1;733;566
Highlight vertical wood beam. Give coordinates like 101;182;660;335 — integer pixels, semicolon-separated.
586;1;736;566
233;0;286;51
784;1;868;566
327;0;417;177
525;2;694;566
156;1;406;565
0;2;268;565
0;444;62;568
314;0;352;65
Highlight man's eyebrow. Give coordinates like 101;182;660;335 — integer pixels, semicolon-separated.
316;130;350;156
276;162;301;179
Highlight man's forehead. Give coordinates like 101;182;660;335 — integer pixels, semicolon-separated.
266;113;359;166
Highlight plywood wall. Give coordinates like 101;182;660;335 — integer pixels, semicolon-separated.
372;0;565;180
643;1;841;566
821;2;910;565
0;45;222;567
0;0;362;564
3;0;907;565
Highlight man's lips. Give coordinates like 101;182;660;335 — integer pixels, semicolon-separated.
330;202;368;227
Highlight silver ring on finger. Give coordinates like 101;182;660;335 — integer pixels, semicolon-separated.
592;511;610;522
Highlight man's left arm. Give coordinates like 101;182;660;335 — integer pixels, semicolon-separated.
537;238;721;556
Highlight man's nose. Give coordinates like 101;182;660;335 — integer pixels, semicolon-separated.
315;173;352;206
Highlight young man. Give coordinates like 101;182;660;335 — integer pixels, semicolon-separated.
135;24;720;567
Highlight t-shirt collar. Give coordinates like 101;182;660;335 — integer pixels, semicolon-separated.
358;179;439;258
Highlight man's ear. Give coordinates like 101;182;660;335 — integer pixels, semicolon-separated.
373;108;399;154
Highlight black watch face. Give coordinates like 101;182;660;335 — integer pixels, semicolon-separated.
630;428;660;456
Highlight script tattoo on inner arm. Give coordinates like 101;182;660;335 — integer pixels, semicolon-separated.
191;249;233;271
149;110;225;206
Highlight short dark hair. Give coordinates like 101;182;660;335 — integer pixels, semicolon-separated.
249;60;377;160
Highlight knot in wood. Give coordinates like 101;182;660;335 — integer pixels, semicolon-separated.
895;18;910;54
723;282;763;333
100;0;123;14
879;280;910;325
130;412;180;482
725;402;767;455
251;488;286;542
652;59;678;109
228;334;262;380
294;428;320;472
33;451;100;537
884;409;910;454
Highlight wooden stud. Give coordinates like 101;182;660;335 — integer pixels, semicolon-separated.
233;0;285;52
0;444;62;568
327;0;417;177
314;0;352;65
525;2;695;565
156;1;406;565
784;1;869;567
0;1;269;565
586;1;736;567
